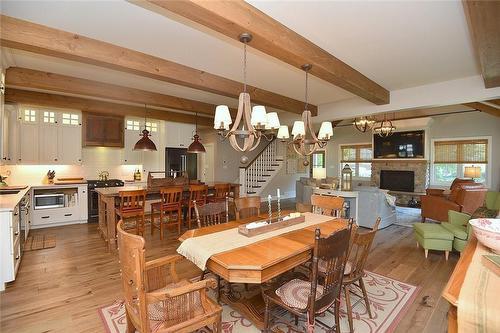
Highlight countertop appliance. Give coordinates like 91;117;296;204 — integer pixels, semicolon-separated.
87;179;124;221
34;193;65;210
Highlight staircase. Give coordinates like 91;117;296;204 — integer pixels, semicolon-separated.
239;139;286;196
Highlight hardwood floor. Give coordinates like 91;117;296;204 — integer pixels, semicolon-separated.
0;218;457;333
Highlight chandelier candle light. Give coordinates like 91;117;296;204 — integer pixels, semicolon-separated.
213;33;280;163
353;116;376;133
374;114;396;137
277;64;333;165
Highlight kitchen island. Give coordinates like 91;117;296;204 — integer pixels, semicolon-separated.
96;182;239;251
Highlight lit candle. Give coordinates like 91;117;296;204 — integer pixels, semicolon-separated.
277;188;280;198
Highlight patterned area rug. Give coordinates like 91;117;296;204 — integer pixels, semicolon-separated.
98;271;419;333
395;207;421;228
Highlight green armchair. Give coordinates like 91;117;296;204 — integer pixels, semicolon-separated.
442;210;472;252
485;191;500;211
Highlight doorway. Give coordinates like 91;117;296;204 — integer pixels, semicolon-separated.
200;143;214;183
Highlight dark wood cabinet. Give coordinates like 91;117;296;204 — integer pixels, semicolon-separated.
82;112;124;147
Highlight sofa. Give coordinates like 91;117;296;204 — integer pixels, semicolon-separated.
420;178;487;222
296;177;339;208
356;186;397;229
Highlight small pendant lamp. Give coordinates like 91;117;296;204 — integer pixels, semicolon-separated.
134;105;157;151
187;112;206;153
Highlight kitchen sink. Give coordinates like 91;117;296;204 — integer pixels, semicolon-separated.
0;190;21;195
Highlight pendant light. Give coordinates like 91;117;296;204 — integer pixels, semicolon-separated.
187;112;206;153
134;105;157;151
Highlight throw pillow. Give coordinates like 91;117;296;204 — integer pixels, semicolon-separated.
471;206;499;219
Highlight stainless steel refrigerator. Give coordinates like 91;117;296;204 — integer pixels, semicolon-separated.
165;148;197;179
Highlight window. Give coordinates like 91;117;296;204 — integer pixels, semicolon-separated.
23;109;37;122
62;113;79;125
126;120;141;131
43;111;56;123
340;144;372;178
432;138;489;185
146;121;158;132
309;151;326;177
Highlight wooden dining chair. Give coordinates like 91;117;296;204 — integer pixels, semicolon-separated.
342;217;381;333
151;187;183;239
234;196;261;220
207;183;231;203
194;197;229;229
115;189;147;236
117;220;223;333
311;194;344;217
263;221;353;333
183;184;208;229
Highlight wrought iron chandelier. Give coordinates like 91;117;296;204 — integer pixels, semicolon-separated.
353;116;376;133
374;114;396;137
277;64;333;164
213;33;280;159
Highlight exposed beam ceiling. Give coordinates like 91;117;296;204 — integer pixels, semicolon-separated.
0;14;313;115
143;0;389;105
487;98;500;108
5;88;213;126
5;67;236;117
463;1;500;88
463;102;500;118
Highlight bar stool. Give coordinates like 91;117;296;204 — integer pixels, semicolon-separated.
115;189;146;236
151;187;183;239
183;184;208;229
207;183;231;203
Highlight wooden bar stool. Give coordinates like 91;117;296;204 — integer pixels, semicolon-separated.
183;184;208;229
150;187;183;239
208;183;231;203
115;189;146;236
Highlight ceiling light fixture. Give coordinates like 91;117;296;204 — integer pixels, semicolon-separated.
213;33;279;162
187;112;206;154
134;104;157;151
353;116;376;133
373;114;396;137
277;64;333;165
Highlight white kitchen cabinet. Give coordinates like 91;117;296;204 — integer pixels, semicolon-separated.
165;122;194;148
39;123;59;163
1;106;18;164
59;123;82;164
18;121;39;164
123;128;143;165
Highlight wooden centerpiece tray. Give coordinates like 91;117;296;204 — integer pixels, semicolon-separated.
238;214;305;237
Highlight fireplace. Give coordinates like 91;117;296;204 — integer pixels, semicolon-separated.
380;170;415;192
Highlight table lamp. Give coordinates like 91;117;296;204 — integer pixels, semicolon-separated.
464;166;481;181
313;167;326;180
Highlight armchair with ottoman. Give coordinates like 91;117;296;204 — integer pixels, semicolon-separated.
420;178;487;223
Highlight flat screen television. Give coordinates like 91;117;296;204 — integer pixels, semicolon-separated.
373;130;425;159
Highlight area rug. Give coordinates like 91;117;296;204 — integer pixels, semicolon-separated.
394;207;421;227
24;234;56;251
98;271;419;333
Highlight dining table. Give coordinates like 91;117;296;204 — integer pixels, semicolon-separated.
178;211;348;329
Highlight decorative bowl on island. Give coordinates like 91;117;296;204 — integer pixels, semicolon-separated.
469;218;500;254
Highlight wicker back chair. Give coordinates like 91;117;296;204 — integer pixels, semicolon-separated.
311;194;344;218
234;196;261;219
194;197;229;228
117;220;222;333
263;220;353;333
342;217;381;332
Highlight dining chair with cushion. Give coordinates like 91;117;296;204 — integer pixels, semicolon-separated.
115;189;147;236
341;217;381;333
207;183;231;203
234;196;261;220
117;220;222;333
311;194;344;218
151;187;183;239
183;184;208;229
262;221;353;333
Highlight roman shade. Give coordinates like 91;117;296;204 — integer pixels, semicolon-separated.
341;144;373;163
434;139;488;164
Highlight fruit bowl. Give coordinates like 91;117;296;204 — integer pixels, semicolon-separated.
469;218;500;254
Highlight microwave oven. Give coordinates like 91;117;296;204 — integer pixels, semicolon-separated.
34;193;65;210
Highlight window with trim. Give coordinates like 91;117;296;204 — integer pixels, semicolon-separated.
23;109;37;122
309;151;326;175
62;113;79;125
43;111;56;123
431;138;489;185
146;121;158;132
340;144;372;178
126;120;141;131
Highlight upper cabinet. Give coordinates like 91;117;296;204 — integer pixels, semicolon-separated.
165;122;194;148
123;119;143;165
82;112;124;148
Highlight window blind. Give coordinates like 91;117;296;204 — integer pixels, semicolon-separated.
434;139;488;164
341;144;372;163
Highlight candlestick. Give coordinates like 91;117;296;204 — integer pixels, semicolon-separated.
268;194;272;224
277;189;281;221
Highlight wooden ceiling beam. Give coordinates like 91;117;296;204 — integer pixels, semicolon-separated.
0;14;312;115
4;88;213;126
5;67;237;117
486;98;500;108
463;1;500;88
463;102;500;118
144;0;389;105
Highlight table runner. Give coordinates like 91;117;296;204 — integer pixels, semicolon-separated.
177;212;337;270
457;242;500;333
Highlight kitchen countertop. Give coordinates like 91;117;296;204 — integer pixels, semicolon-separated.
0;186;31;212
